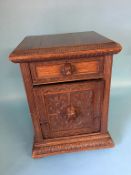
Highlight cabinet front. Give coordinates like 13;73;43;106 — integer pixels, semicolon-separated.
34;80;104;139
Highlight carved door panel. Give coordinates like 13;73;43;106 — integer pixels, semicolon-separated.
34;80;104;139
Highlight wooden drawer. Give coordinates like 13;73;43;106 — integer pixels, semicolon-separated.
30;57;104;85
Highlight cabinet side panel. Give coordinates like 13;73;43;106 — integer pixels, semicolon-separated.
101;55;113;133
20;63;43;142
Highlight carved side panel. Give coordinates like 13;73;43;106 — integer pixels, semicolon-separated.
34;80;104;139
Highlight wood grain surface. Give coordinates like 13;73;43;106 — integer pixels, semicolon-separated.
30;57;104;85
9;31;122;158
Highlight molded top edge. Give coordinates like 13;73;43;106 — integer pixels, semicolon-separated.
9;31;122;63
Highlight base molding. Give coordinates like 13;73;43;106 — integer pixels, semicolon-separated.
32;132;114;158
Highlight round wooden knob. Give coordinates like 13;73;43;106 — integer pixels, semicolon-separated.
62;63;72;76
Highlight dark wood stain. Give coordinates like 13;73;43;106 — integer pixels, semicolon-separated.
9;31;122;158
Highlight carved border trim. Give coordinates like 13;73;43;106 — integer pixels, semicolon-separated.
10;43;122;63
32;133;114;158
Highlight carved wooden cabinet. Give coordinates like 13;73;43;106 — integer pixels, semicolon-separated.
9;31;122;158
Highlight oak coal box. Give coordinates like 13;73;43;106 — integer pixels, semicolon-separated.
9;31;122;158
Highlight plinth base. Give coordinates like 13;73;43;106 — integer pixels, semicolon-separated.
32;132;114;158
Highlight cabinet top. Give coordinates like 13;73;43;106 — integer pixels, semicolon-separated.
9;31;122;63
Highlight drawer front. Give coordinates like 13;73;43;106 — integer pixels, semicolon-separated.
33;80;104;139
30;57;104;85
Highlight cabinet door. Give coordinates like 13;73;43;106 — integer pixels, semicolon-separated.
34;80;104;139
